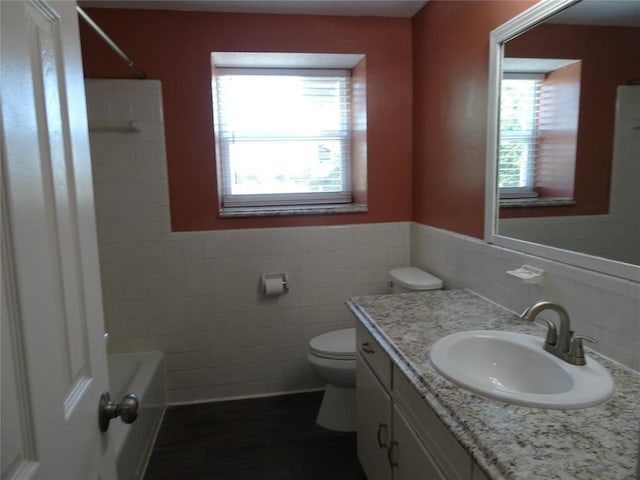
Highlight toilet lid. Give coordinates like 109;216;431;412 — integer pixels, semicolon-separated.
309;328;356;360
389;266;443;290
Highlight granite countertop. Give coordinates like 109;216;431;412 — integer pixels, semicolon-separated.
348;289;640;480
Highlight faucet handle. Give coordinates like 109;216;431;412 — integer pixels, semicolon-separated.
569;335;597;365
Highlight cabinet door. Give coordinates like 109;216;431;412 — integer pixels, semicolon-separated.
393;366;472;479
357;355;392;480
391;405;446;480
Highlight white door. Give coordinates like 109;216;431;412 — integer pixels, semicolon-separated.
1;1;117;479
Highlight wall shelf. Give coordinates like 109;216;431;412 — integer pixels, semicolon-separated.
88;121;139;133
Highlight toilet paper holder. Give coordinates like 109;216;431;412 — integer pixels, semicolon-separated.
261;273;289;295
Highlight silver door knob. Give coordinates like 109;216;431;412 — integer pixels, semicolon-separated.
98;392;139;432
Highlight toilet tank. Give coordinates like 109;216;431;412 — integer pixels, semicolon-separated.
389;267;443;293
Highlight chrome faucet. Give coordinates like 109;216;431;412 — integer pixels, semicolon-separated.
520;301;595;366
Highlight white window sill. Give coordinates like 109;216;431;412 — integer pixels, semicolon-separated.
219;203;368;218
500;197;576;208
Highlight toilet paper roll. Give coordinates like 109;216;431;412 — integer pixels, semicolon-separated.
263;277;286;296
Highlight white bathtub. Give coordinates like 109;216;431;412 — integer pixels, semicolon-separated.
108;352;166;480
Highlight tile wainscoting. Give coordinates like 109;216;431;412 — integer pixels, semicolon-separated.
411;223;640;370
86;79;410;403
86;79;639;404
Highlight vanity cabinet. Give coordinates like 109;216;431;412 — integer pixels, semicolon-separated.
391;404;446;480
356;352;392;480
356;322;489;480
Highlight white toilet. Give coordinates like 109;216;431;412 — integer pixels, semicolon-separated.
307;266;443;432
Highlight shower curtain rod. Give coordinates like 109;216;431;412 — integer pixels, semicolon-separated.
76;6;146;79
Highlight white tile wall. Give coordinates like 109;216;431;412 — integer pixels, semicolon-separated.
85;79;410;403
86;79;640;405
411;223;640;370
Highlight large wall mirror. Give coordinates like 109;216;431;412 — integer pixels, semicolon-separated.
485;0;640;282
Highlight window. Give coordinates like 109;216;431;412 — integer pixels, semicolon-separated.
498;75;542;198
499;59;581;208
213;67;352;209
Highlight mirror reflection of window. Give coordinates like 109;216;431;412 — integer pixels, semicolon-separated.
499;75;541;198
498;59;581;204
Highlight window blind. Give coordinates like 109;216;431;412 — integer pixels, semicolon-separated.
498;77;542;195
213;68;352;208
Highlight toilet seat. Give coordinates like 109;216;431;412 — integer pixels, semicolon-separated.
309;328;356;361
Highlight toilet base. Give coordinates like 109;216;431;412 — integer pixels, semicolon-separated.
316;383;356;432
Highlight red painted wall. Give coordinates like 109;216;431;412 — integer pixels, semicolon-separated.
504;24;640;218
412;0;538;238
79;9;413;231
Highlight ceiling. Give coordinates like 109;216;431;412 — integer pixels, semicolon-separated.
549;0;640;27
78;0;429;18
502;57;580;74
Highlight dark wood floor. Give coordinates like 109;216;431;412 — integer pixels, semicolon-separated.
144;391;367;480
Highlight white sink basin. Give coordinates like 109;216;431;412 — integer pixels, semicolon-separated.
430;330;614;409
